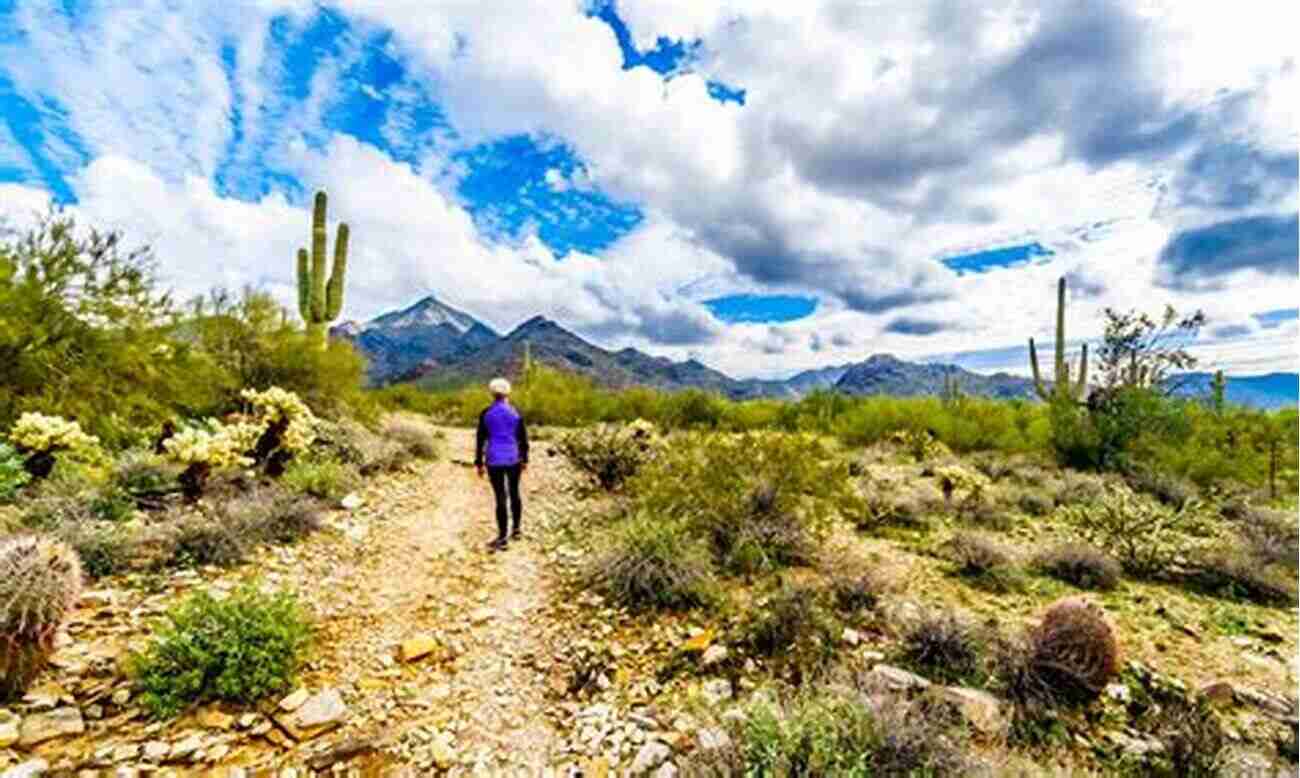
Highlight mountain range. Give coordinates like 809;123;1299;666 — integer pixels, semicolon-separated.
332;295;1297;409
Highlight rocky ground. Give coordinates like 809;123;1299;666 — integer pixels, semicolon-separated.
0;427;687;777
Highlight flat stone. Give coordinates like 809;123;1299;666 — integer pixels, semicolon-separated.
198;709;235;730
842;627;862;646
143;741;170;761
1198;680;1236;705
701;679;732;706
169;733;204;761
339;493;363;510
470;608;494;625
18;707;84;748
936;686;1008;738
399;636;440;663
305;737;377;770
429;731;456;769
0;709;20;748
630;742;671;774
276;688;348;741
278;688;310;712
113;743;140;761
697;728;732;751
653;763;679;778
4;759;48;777
864;664;931;694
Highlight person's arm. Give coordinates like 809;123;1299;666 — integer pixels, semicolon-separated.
517;415;529;466
474;408;488;474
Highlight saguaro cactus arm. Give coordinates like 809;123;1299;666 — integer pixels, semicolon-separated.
1028;276;1089;402
294;190;351;347
326;222;349;320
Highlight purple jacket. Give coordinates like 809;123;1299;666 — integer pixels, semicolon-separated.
475;400;529;467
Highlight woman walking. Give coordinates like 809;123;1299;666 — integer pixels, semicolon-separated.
474;377;529;551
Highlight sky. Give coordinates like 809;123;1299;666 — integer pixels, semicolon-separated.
0;0;1296;380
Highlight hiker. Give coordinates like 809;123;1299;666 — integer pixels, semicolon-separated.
474;377;529;551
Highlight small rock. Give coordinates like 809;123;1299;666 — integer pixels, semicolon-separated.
1198;680;1235;705
842;628;862;646
113;743;140;762
18;707;84;748
81;590;115;607
697;728;732;751
143;741;170;761
1104;683;1131;704
936;686;1007;738
206;743;230;762
630;742;671;774
653;763;679;778
110;689;131;706
305;737;377;770
863;664;931;694
278;688;310;712
429;731;456;769
339;493;363;510
198;708;235;730
700;645;728;668
169;734;203;761
237;713;259;729
0;709;20;748
399;636;440;663
701;679;732;706
3;759;48;778
276;688;348;741
470;608;494;625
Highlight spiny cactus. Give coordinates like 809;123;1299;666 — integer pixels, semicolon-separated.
1;535;84;700
1029;277;1088;403
296;191;349;349
940;369;964;405
1027;596;1118;704
1210;370;1226;415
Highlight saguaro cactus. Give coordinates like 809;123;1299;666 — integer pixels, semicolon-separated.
1210;370;1226;415
296;191;350;349
1029;277;1088;403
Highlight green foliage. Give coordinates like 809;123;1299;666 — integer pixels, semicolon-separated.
556;422;656;491
129;584;312;718
280;458;359;501
629;432;849;574
0;441;30;502
1056;482;1211;578
586;512;718;611
52;521;135;579
0;535;83;700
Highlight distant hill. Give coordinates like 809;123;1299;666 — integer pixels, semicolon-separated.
340;294;1296;409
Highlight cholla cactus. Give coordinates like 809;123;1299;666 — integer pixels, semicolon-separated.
241;387;317;453
1;535;83;700
162;423;258;500
932;464;990;507
889;429;950;463
8;412;101;479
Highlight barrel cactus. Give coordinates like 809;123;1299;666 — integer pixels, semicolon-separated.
1024;596;1119;705
1;535;84;700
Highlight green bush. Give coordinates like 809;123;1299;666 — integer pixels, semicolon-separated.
108;449;179;499
1056;482;1210;578
555;422;656;491
586;513;718;611
280;458;359;501
738;582;839;679
164;514;252;568
0;441;30;502
826;555;893;613
629;431;851;574
52;521;136;579
129;584;312;718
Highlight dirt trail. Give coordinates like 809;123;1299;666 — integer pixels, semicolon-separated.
291;425;569;774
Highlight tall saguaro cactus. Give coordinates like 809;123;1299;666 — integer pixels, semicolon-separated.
296;191;350;349
1029;277;1088;403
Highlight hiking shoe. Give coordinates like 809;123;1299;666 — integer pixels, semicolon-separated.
511;528;522;541
486;538;508;552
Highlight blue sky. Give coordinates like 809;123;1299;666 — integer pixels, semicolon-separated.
0;1;1295;378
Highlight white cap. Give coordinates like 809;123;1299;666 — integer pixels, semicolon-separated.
489;377;512;396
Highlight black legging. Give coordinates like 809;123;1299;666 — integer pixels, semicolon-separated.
487;464;522;539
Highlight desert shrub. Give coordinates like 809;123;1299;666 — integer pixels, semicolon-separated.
51;521;136;579
19;492;95;530
943;530;1022;592
1124;467;1196;509
164;514;252;568
849;480;942;531
1137;696;1229;778
218;488;323;546
357;437;411;476
556;421;656;491
931;465;990;511
697;689;971;777
1032;542;1122;591
1233;506;1299;571
1186;547;1297;606
0;441;30;502
738;582;839;683
1056;482;1208;578
280;458;359;501
0;535;83;700
1000;597;1118;708
628;431;850;574
1015;489;1053;517
129;584;312;718
380;415;441;459
897;608;989;686
586;513;717;611
826;555;893;613
88;488;135;522
1051;472;1108;507
108;449;179;501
